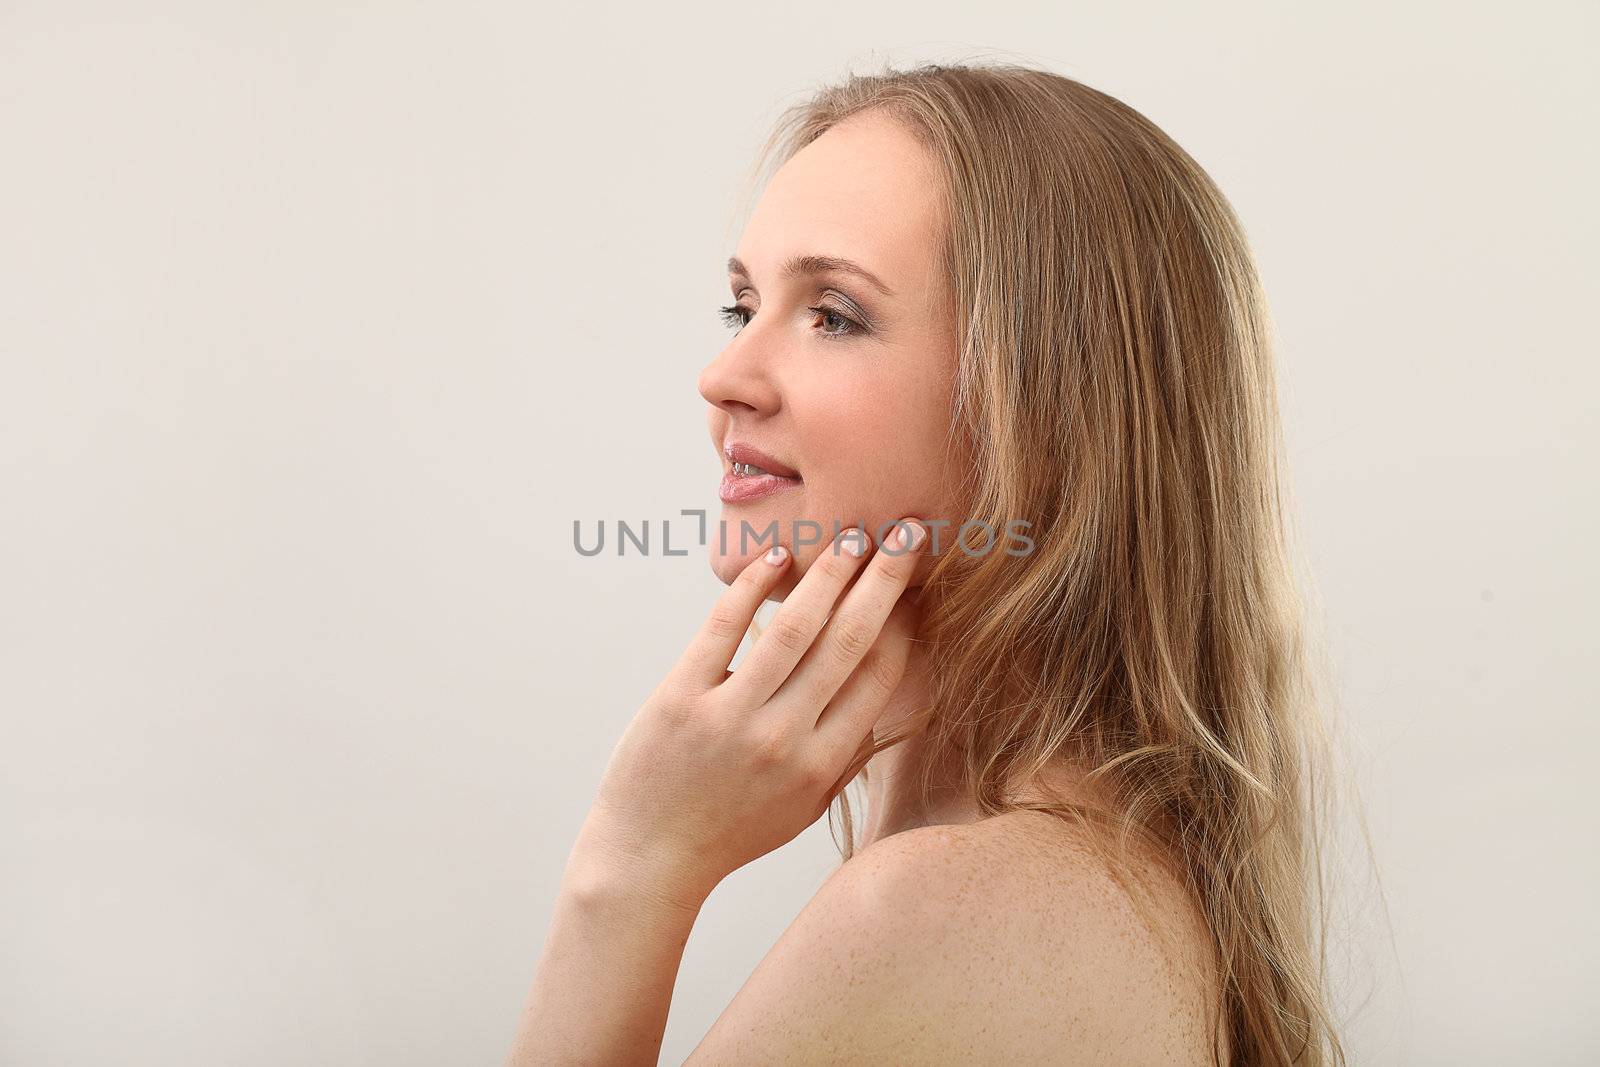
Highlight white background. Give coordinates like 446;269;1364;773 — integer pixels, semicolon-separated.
2;3;1595;1064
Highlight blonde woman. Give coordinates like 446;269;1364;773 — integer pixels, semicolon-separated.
510;61;1344;1066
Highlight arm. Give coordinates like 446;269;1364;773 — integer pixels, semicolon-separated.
681;815;1223;1066
505;818;713;1067
679;823;989;1065
505;521;930;1065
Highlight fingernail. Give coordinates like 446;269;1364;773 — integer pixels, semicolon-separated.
890;521;924;552
766;545;788;565
842;529;868;557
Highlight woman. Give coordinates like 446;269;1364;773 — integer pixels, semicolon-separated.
510;61;1344;1066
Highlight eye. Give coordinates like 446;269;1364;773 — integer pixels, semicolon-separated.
715;301;868;339
807;305;864;339
717;303;752;331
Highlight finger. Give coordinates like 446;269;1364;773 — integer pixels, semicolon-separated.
771;519;926;718
673;543;792;690
718;526;874;709
814;593;921;767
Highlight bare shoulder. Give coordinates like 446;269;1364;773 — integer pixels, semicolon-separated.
686;811;1223;1065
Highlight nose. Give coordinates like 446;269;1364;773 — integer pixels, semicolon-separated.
697;331;781;418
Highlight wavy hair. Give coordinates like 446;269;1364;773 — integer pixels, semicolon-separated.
740;60;1348;1066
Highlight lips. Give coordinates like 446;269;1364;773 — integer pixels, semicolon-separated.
723;442;802;481
720;441;802;504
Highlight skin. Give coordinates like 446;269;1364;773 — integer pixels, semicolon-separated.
506;110;1221;1066
697;108;972;841
697;109;965;593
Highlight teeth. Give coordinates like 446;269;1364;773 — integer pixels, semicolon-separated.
733;462;770;477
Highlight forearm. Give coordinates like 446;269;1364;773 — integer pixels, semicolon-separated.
507;822;713;1067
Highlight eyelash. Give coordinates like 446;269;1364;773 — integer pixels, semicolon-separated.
716;302;865;340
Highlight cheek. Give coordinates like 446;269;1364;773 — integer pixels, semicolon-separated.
800;385;956;529
794;395;889;508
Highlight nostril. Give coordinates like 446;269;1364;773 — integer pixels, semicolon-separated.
719;399;759;415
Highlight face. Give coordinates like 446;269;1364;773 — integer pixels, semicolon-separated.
697;110;965;595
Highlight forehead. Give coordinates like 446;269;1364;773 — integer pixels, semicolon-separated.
738;113;945;301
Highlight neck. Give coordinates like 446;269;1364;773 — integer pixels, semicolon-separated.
854;639;982;849
849;626;1108;851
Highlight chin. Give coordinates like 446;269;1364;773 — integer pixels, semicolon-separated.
707;546;747;586
708;501;792;577
706;546;794;603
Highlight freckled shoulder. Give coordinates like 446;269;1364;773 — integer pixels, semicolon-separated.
684;810;1224;1066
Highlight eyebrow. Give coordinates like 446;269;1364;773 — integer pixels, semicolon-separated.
726;253;898;299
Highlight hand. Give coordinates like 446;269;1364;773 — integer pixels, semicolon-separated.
571;520;929;913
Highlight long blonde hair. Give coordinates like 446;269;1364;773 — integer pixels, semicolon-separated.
742;60;1346;1065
